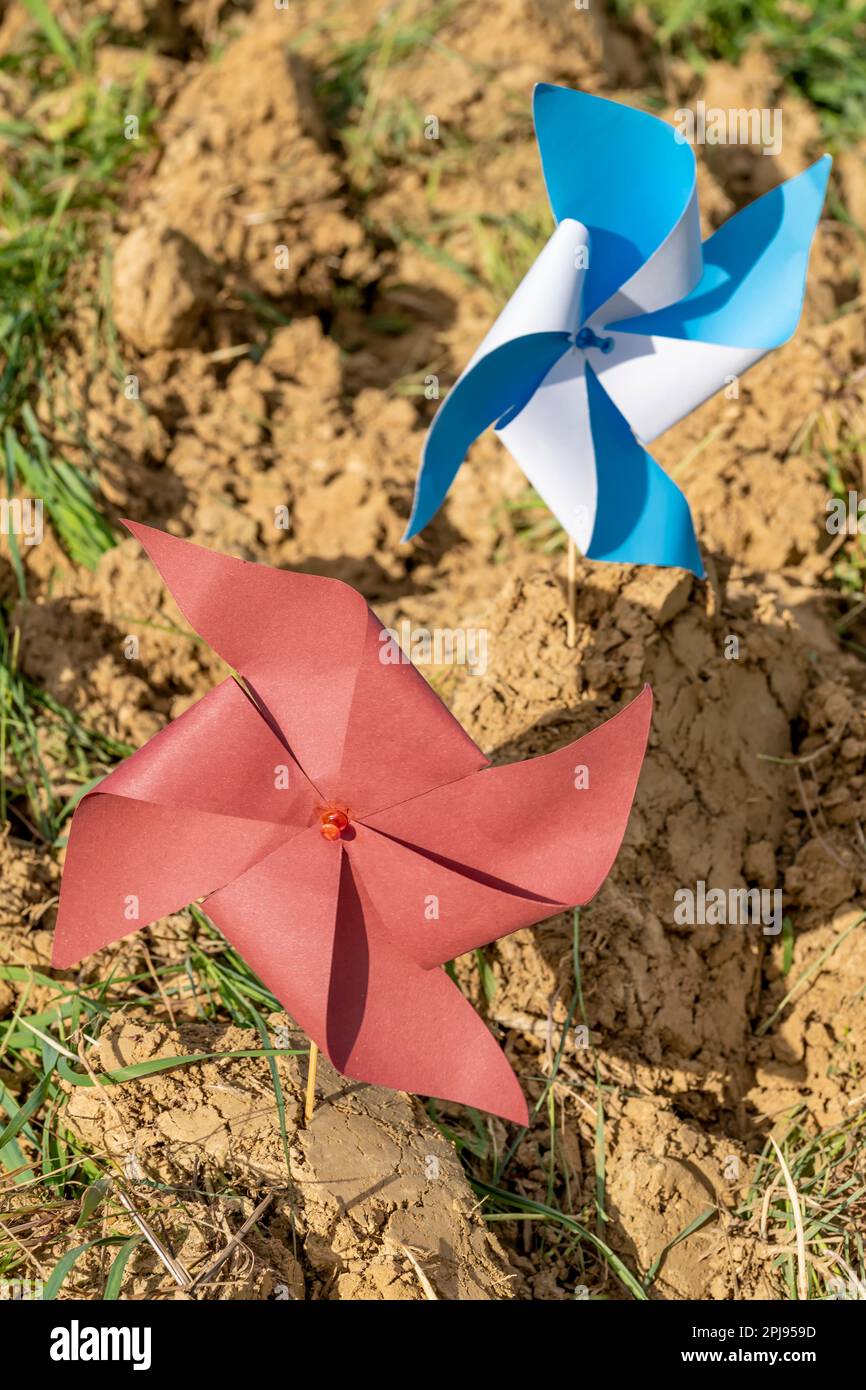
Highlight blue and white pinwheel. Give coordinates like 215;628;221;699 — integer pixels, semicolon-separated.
404;85;831;577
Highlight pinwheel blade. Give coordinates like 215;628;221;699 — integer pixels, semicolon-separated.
403;331;572;540
204;828;344;1049
333;854;529;1124
102;677;317;827
206;831;529;1123
494;353;701;574
124;522;487;812
533;84;700;320
360;686;652;964
53;797;289;967
350;821;561;971
495;346;597;552
53;679;305;967
591;157;832;443
583;365;703;575
337;608;488;815
124;521;369;792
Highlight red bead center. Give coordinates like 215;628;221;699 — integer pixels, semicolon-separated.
319;808;349;841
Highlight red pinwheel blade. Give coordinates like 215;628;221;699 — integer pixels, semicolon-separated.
333;855;528;1123
205;830;529;1123
53;678;305;967
359;686;652;965
54;798;289;968
204;827;344;1049
102;677;318;827
348;823;561;970
124;522;487;813
336;608;487;814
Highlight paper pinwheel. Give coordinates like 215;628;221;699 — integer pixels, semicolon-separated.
404;84;831;577
53;523;651;1123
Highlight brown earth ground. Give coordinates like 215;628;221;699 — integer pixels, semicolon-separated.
2;0;866;1299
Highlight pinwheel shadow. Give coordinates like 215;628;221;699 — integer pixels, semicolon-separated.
582;226;650;323
474;554;847;1147
325;858;369;1071
111;460;189;531
298;1160;406;1222
334;281;459;395
285;509;466;603
605;1154;721;1299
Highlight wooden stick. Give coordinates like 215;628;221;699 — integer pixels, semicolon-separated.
304;1041;318;1126
115;1184;192;1288
566;537;577;649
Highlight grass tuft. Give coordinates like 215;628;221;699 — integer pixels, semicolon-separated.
0;11;155;569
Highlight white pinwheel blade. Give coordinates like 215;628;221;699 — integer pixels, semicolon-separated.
497;353;703;575
466;217;589;367
404;219;589;539
496;347;597;552
581;334;762;444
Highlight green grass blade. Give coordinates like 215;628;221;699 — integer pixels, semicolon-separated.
0;1069;54;1150
477;1181;648;1301
57;1046;305;1087
103;1235;143;1299
20;0;76;70
44;1237;125;1300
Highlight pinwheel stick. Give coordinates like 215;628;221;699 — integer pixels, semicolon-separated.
304;1041;318;1125
566;537;577;649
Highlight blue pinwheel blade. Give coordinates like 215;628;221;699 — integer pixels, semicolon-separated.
608;155;831;349
533;83;697;321
587;156;831;442
584;365;703;576
403;332;572;540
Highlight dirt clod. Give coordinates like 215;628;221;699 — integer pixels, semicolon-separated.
63;1014;518;1300
112;225;216;352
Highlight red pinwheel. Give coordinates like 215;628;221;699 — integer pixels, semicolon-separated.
54;524;651;1123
